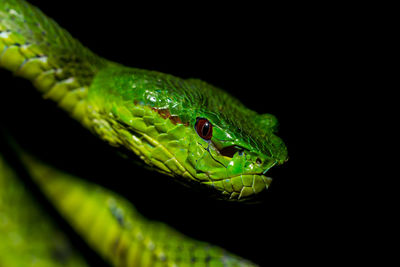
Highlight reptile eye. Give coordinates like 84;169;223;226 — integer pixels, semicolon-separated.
195;118;213;140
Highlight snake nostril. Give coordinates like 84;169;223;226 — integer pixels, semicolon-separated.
256;158;262;164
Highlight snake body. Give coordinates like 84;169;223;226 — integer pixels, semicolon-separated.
0;0;288;266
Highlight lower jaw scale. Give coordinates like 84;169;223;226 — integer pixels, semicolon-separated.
205;174;273;201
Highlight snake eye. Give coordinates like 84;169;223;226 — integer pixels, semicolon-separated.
195;118;213;140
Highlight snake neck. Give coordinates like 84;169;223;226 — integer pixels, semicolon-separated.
1;0;113;122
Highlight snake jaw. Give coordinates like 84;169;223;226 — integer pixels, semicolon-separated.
201;173;273;201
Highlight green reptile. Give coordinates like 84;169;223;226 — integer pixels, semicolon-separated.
0;0;288;266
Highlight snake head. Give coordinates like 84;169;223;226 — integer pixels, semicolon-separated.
88;68;288;202
185;103;287;201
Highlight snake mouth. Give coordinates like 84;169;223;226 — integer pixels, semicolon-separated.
203;173;272;201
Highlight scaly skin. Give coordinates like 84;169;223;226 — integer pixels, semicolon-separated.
1;0;288;266
18;152;256;267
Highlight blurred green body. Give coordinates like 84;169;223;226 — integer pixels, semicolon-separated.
1;0;287;266
20;153;255;267
0;154;89;267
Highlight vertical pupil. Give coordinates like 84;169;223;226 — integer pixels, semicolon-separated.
202;122;209;137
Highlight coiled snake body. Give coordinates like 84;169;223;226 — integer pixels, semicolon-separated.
0;1;287;266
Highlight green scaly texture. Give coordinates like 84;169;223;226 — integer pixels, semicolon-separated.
0;0;111;120
87;67;287;200
19;152;256;267
1;0;288;266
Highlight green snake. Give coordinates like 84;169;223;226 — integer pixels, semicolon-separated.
0;0;288;266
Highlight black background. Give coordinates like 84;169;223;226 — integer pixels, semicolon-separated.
0;1;349;266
